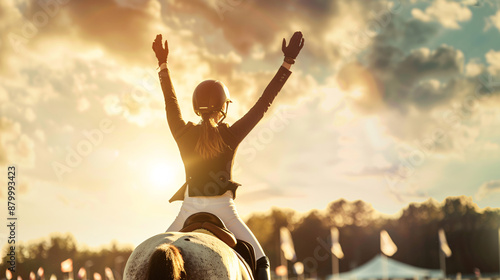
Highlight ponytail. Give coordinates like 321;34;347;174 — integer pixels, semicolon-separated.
195;112;227;159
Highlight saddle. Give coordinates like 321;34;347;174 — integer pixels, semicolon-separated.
180;212;256;275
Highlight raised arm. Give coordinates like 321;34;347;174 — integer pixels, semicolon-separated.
228;31;305;145
153;34;187;139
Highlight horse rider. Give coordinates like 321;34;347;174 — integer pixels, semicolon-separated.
152;31;304;280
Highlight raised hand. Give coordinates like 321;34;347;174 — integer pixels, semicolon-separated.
152;34;169;66
281;31;305;59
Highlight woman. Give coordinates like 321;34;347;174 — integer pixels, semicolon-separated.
152;31;304;280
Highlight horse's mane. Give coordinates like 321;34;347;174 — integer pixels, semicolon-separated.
146;244;186;280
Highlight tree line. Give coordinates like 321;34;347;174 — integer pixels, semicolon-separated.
1;234;131;280
2;196;499;279
246;196;500;278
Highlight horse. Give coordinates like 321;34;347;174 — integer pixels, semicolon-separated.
123;213;255;280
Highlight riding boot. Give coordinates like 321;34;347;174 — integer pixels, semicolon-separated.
255;256;270;280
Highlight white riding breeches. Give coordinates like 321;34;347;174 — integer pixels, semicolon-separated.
166;188;265;260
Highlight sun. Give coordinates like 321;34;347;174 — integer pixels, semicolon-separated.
349;87;365;99
149;162;177;190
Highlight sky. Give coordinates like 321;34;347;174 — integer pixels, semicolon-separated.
0;0;500;249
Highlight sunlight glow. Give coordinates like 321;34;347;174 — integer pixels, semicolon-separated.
349;87;365;99
149;162;176;190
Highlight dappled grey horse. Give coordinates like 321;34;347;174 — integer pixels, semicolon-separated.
123;214;254;280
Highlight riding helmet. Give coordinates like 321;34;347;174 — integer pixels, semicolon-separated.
192;80;231;116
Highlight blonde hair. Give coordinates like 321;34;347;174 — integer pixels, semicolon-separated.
195;112;227;159
146;244;186;280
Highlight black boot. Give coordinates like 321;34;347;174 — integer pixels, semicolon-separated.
256;256;270;280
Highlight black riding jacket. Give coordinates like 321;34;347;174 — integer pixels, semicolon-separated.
159;66;291;202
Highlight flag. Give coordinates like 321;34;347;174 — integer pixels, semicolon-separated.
29;272;36;280
380;230;397;256
104;267;114;280
93;273;102;280
331;227;344;259
78;268;87;279
294;262;304;275
275;265;287;277
438;229;452;257
61;258;73;273
280;227;296;261
6;269;12;280
49;274;58;280
37;267;44;277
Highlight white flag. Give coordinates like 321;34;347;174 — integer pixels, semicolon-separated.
294;262;304;275
61;258;73;273
280;227;296;261
380;230;397;257
37;267;44;277
438;229;452;257
331;227;344;259
78;268;87;279
275;265;288;277
104;267;115;280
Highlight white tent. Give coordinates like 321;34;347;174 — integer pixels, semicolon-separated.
335;254;442;280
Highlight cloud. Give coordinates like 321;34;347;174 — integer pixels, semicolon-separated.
361;18;441;77
0;0;27;72
0;0;408;125
25;108;36;122
165;0;330;54
335;16;464;115
0;85;8;102
408;79;451;109
34;129;46;143
77;97;91;112
475;180;500;200
3;0;326;139
0;117;36;167
339;45;466;113
486;50;500;76
102;92;162;127
461;0;479;5
58;0;160;62
393;46;464;84
485;10;500;31
0;0;162;71
411;0;472;29
399;19;440;50
165;0;387;64
333;10;500;160
465;59;485;77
